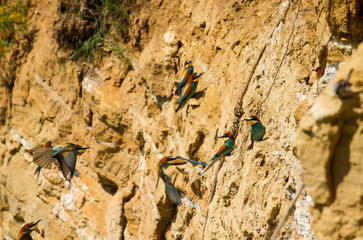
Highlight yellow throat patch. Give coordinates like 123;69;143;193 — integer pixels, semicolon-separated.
248;120;258;126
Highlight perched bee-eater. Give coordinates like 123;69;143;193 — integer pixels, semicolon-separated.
175;72;204;113
17;219;41;240
311;66;324;84
34;141;80;180
156;156;207;205
32;143;90;186
203;132;235;173
176;60;193;94
332;69;353;98
244;116;266;148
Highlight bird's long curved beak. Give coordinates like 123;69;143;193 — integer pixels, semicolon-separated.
79;147;91;150
31;219;42;233
219;136;230;142
33;219;42;225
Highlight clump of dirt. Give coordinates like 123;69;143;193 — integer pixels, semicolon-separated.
53;0;96;49
329;1;363;45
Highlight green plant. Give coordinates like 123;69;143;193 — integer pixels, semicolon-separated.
0;40;10;59
105;39;132;69
0;0;28;59
69;28;104;62
69;0;130;66
0;73;6;86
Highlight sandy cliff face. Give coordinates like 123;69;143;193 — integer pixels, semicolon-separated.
0;0;362;239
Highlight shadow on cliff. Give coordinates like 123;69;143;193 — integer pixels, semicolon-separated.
193;87;208;100
98;173;119;195
155;196;179;239
330;94;360;202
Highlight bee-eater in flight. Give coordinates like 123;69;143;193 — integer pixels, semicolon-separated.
156;156;207;205
32;143;89;187
33;141;80;180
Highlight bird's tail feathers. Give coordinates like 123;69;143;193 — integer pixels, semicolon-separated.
175;105;182;114
34;166;42;180
74;169;80;177
202;156;217;173
175;98;187;115
208;155;217;164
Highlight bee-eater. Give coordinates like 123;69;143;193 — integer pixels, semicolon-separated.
175;72;204;113
332;69;353;98
176;60;193;94
17;219;41;240
156;156;207;205
244;116;266;148
34;141;80;180
311;66;324;84
32;143;90;185
203;132;235;173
